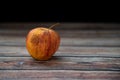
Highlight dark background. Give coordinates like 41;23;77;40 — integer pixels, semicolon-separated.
0;13;120;23
0;3;120;30
0;0;119;23
0;6;120;23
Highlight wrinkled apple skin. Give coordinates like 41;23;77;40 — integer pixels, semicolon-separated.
26;27;60;60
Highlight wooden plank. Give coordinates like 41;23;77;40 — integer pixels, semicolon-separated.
58;30;120;38
0;29;120;47
1;30;120;38
0;37;120;47
0;46;120;57
61;38;120;47
0;23;120;30
0;78;83;80
0;57;119;70
0;70;120;80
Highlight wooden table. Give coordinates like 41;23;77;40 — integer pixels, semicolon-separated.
0;23;120;80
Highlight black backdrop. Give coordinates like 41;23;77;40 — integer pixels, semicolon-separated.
0;14;119;23
0;5;120;23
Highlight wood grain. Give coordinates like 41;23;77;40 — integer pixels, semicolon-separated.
1;30;120;38
0;46;120;57
0;70;120;80
58;30;120;38
0;37;120;47
0;29;120;80
1;30;120;47
0;57;119;70
0;23;120;30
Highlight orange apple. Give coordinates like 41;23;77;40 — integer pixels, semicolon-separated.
26;24;60;60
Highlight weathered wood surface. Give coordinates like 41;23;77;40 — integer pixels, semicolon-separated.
1;30;120;37
0;46;120;57
0;57;119;70
0;23;120;30
0;30;120;57
0;30;120;47
0;28;120;80
0;37;120;47
0;70;120;80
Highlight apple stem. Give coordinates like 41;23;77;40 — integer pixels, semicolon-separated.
49;23;60;29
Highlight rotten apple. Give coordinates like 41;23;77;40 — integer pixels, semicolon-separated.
26;23;60;60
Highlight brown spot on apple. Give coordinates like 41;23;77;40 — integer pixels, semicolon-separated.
31;34;43;45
